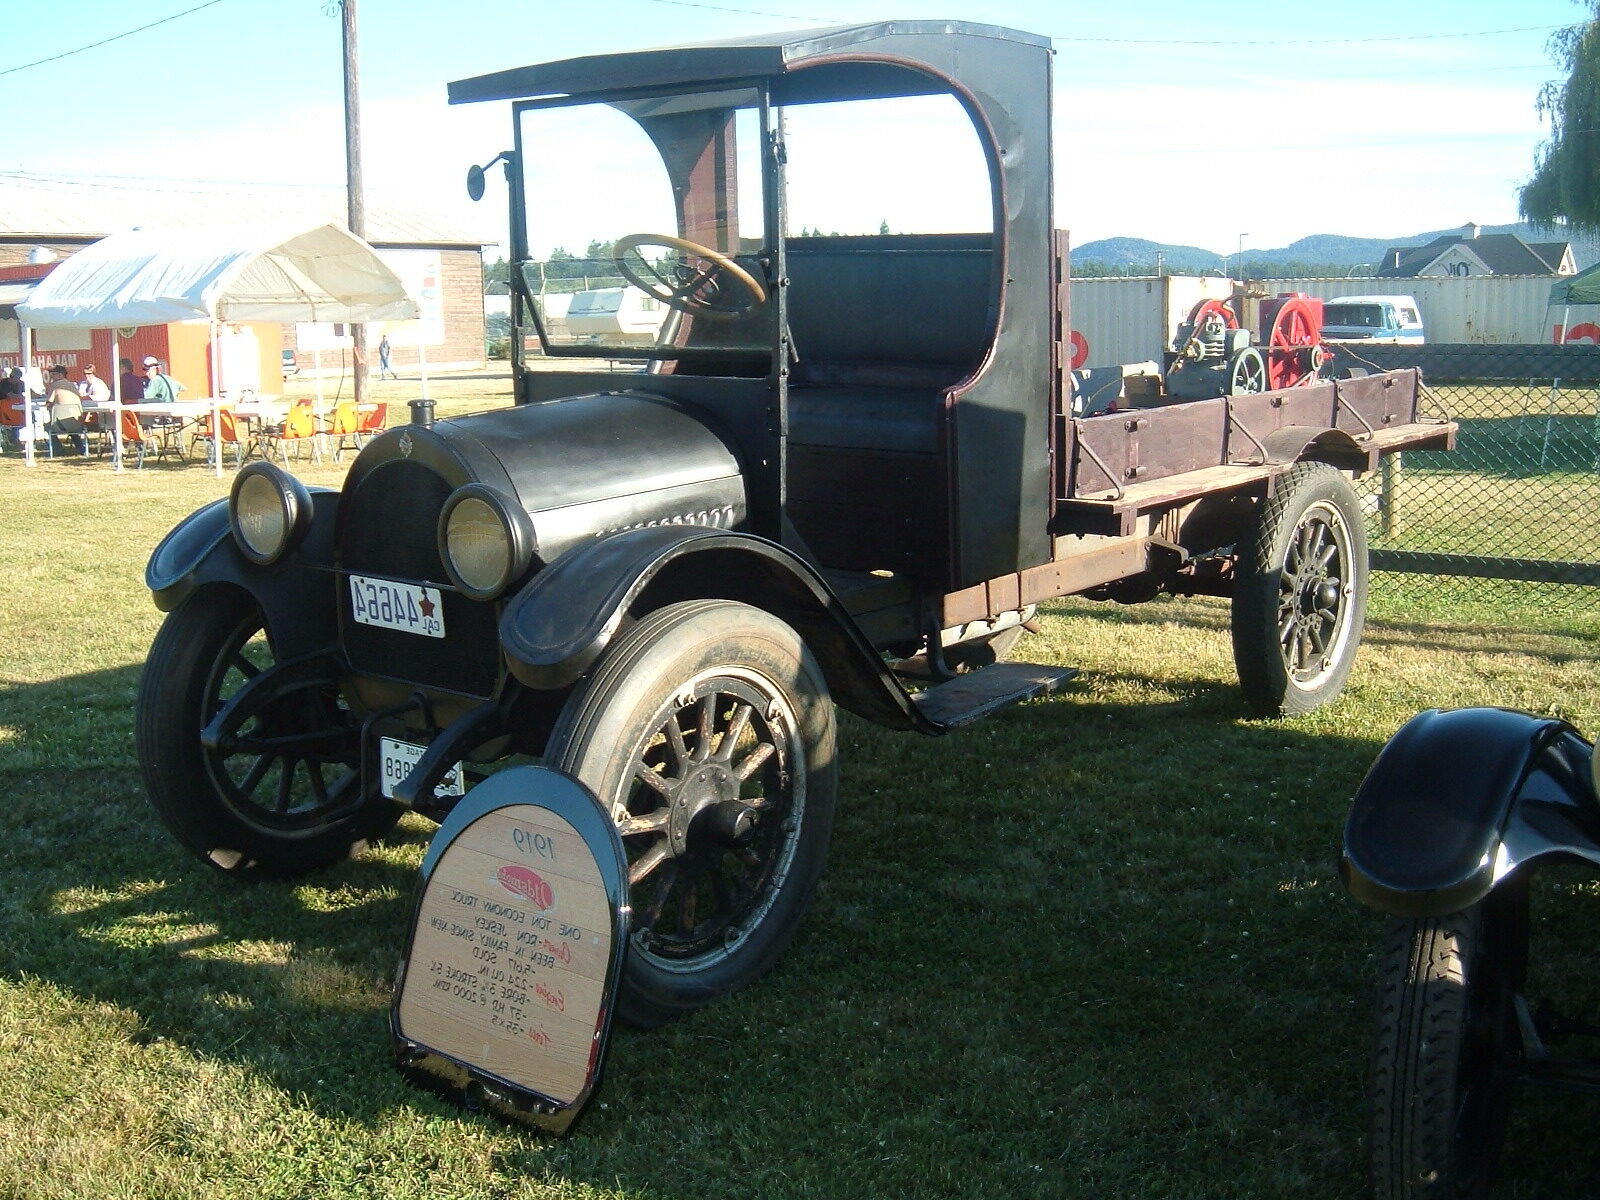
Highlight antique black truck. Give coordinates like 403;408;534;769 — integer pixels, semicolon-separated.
134;21;1454;1027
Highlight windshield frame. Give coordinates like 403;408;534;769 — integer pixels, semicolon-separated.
509;81;782;372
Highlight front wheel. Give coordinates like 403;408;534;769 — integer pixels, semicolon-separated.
1369;887;1528;1200
135;588;399;877
1231;461;1368;715
544;600;838;1027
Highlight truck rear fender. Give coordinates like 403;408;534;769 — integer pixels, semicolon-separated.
1259;425;1369;472
1341;707;1599;918
500;526;932;732
144;489;341;660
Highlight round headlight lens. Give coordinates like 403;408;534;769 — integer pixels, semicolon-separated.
234;469;290;562
445;495;514;595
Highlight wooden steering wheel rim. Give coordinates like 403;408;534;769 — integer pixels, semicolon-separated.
612;232;767;318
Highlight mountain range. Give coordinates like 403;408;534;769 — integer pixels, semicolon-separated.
1071;222;1600;275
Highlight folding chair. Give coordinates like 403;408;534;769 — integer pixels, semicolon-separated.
258;400;323;463
355;401;388;447
192;407;249;468
329;400;362;460
119;409;151;468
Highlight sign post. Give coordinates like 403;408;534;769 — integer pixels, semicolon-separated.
392;766;629;1134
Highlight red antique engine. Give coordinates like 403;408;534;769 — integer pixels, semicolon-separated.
1165;293;1327;399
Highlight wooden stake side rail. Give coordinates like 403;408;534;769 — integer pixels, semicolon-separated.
1053;417;1457;538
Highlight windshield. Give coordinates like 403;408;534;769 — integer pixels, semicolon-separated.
513;78;996;376
1326;304;1386;328
517;87;769;364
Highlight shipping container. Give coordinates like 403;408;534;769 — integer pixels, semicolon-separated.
1069;274;1563;367
1068;275;1233;368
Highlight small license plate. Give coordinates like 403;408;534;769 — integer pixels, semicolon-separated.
380;737;465;800
349;574;445;638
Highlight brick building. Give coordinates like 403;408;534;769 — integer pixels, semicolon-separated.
0;173;490;374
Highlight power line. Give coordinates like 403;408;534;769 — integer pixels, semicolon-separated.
0;0;233;78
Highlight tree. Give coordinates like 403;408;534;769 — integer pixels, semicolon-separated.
1521;7;1600;231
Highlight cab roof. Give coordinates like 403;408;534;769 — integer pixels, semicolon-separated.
448;21;1051;106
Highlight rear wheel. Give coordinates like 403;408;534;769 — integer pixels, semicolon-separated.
136;588;399;877
1231;461;1368;715
1369;887;1528;1199
544;600;837;1027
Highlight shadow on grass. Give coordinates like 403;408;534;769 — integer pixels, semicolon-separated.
4;658;1600;1198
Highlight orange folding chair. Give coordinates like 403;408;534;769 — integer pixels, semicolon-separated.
119;409;151;468
259;399;323;463
192;407;249;468
354;401;388;447
329;400;361;460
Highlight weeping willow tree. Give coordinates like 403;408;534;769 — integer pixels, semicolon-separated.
1522;8;1600;231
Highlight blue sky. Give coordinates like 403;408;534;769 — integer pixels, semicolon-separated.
0;0;1587;254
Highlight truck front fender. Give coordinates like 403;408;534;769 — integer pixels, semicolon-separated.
145;489;341;660
500;526;934;732
1341;707;1598;917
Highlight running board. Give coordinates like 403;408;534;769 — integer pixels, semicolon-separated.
912;662;1077;729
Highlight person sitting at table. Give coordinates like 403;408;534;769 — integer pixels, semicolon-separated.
80;365;111;405
45;365;86;455
0;374;24;450
141;358;184;429
120;357;145;402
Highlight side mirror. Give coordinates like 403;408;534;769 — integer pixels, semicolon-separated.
466;164;488;203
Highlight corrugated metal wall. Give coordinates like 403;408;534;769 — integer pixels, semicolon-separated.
1070;274;1564;368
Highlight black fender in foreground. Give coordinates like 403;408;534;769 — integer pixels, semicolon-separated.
144;489;341;660
1341;707;1600;918
499;525;936;733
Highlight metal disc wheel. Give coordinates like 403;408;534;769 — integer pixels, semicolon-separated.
1231;461;1368;715
135;588;398;877
1369;887;1528;1200
1267;297;1321;389
545;599;837;1027
1228;346;1267;394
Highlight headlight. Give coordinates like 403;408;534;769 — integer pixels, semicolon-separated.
438;484;536;600
231;461;312;565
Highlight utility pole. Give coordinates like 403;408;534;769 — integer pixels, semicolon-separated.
342;0;367;407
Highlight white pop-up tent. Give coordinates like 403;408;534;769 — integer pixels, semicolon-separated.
16;222;419;472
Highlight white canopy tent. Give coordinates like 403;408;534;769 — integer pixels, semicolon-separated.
16;222;420;472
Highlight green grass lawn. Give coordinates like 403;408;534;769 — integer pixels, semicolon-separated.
2;392;1599;1198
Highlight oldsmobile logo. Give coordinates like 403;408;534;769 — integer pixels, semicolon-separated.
398;431;414;457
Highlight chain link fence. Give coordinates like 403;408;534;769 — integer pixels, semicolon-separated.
1332;344;1600;611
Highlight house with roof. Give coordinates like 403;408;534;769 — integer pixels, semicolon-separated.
0;172;492;374
1376;223;1575;279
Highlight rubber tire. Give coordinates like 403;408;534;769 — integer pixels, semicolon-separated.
1231;461;1368;716
136;587;400;878
1368;889;1527;1200
544;599;837;1028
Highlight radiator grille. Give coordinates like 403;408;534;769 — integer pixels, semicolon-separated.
338;460;502;698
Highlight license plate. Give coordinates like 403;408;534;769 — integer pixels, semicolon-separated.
349;574;445;638
380;737;465;800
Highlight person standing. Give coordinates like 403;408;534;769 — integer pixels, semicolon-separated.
378;333;395;380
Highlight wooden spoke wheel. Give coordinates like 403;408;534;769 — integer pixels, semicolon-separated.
545;600;837;1026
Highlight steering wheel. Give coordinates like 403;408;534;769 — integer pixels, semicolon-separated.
612;233;766;320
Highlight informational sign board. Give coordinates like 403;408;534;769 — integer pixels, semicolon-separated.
392;766;629;1134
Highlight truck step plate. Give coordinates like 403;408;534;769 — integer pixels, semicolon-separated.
912;662;1077;729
